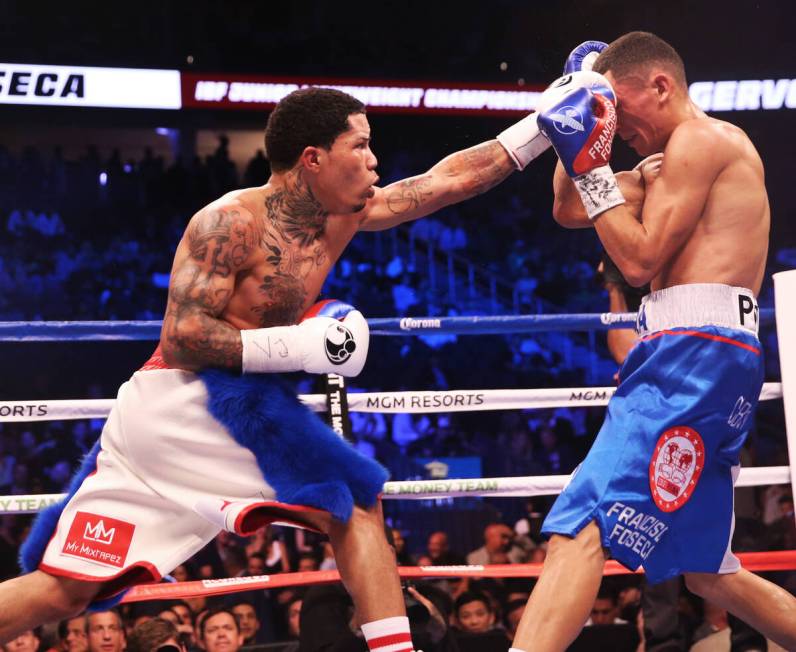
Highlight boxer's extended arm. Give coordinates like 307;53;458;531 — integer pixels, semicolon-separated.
593;121;725;286
553;161;645;228
357;140;516;231
161;204;257;370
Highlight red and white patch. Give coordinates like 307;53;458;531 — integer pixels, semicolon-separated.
649;426;705;513
61;511;135;568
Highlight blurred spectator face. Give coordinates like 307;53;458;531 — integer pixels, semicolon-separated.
63;616;88;652
87;612;125;652
287;599;302;639
230;604;259;644
171;605;192;628
200;612;242;652
297;555;318;572
3;630;39;652
158;610;180;626
590;597;619;625
427;532;449;559
171;565;191;583
505;603;525;639
246;555;265;576
391;529;406;554
456;599;494;633
484;524;513;553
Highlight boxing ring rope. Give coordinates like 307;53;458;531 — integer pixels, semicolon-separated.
0;309;779;340
117;551;796;604
1;270;794;600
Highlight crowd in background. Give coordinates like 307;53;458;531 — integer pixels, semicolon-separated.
0;138;793;652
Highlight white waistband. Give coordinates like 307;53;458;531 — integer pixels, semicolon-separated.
637;284;759;336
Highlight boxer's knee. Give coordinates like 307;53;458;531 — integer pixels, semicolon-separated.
684;572;719;599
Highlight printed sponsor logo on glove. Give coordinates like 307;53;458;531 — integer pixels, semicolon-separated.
549;105;585;135
324;322;357;364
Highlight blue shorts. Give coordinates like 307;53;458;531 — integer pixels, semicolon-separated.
542;326;764;583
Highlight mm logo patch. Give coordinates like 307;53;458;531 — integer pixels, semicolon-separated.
649;426;704;513
62;511;135;568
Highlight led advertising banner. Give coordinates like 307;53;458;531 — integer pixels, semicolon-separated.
0;63;182;109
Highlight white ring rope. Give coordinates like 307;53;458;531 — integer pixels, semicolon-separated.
0;382;783;422
1;465;791;515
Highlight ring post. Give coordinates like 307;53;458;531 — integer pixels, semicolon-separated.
774;269;796;522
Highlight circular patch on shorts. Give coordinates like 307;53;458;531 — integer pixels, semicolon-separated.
649;426;705;513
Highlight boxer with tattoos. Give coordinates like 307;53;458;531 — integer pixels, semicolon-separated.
1;87;546;651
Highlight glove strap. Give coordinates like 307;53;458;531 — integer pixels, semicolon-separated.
240;325;301;373
573;165;626;220
496;114;551;170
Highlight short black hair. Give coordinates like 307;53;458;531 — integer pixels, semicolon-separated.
200;608;240;639
593;31;687;87
454;591;493;615
265;88;366;173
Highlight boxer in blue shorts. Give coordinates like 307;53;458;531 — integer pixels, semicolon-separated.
509;34;796;652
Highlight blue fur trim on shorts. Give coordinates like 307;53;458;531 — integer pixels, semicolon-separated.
199;370;389;522
19;439;102;574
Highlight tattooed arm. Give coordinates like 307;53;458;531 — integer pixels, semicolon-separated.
160;204;257;370
358;140;515;231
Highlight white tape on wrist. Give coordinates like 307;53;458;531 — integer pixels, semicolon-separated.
496;114;551;170
240;325;302;374
573;165;626;220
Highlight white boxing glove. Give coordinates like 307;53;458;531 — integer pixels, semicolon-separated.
240;300;369;377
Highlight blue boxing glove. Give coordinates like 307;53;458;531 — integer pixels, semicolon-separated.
536;71;625;220
563;40;608;74
240;299;369;377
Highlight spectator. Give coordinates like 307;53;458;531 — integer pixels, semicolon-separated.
391;529;414;566
198;610;242;652
87;611;126;652
504;599;526;640
426;531;466;566
58;616;88;652
585;586;626;626
126;618;181;652
245;553;265;577
285;596;302;640
451;592;509;652
229;602;260;646
3;630;39;652
466;523;529;565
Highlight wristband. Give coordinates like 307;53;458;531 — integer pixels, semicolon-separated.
496;114;551;170
240;325;301;373
573;166;626;220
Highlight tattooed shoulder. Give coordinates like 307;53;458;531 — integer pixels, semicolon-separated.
186;205;258;277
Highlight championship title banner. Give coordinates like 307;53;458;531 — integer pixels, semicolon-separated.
181;71;545;115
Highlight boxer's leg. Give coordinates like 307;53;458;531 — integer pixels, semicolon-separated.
0;571;100;643
685;569;796;650
287;501;404;624
512;521;606;652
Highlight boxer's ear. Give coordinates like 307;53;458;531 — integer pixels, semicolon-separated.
299;145;322;173
652;72;674;103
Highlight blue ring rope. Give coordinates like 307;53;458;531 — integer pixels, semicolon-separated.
0;309;775;341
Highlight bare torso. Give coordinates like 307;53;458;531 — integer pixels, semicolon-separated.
170;184;361;331
651;118;769;294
